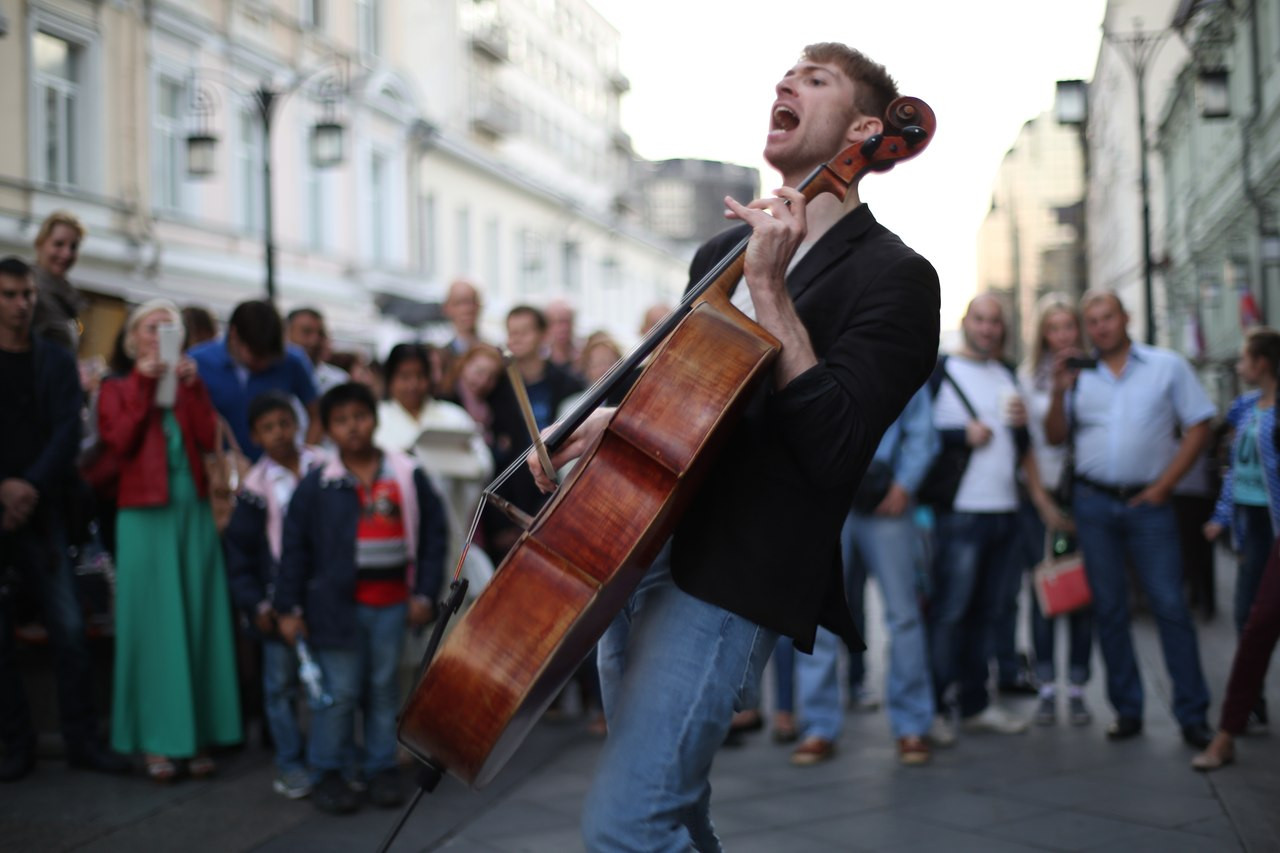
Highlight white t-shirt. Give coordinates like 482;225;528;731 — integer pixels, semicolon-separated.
1019;364;1066;493
932;355;1021;513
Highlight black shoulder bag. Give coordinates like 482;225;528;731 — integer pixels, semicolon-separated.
917;367;979;510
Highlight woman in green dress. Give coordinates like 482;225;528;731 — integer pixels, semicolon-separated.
98;300;241;781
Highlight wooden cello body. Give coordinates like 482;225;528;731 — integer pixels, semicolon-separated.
398;97;935;789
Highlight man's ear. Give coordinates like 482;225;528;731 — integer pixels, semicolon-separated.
844;114;884;146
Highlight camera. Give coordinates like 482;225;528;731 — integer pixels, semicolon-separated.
1065;356;1098;370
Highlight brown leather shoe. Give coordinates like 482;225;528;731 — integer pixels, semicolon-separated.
897;735;930;766
790;736;835;766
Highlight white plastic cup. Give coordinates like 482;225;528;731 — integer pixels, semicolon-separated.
1000;391;1023;426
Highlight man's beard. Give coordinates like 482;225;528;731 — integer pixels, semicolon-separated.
963;333;997;358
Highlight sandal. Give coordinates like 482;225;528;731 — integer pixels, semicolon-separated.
145;755;177;784
188;755;217;779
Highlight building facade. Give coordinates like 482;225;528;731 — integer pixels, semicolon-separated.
1158;0;1280;403
0;0;696;358
639;158;760;250
976;112;1085;364
1084;0;1187;348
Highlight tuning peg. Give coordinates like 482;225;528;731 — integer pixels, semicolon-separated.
902;125;928;147
859;134;884;157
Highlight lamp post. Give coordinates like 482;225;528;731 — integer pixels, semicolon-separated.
1055;78;1089;301
186;61;348;303
1105;22;1169;346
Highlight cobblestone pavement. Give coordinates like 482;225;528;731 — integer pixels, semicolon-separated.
4;569;1279;852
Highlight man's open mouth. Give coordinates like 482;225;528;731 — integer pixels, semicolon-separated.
770;105;800;136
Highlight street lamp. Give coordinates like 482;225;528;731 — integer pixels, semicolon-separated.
185;60;349;303
1055;78;1089;301
1105;21;1169;346
1054;79;1088;126
1196;68;1231;119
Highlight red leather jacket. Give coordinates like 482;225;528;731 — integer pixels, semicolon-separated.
97;370;218;508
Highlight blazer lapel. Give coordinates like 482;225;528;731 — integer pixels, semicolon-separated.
786;204;877;303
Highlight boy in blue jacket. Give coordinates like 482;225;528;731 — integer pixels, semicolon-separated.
275;383;446;815
224;391;327;799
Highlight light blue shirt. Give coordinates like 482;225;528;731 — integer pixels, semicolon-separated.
1071;342;1216;486
872;385;940;496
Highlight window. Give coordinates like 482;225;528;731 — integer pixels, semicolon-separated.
305;132;328;252
153;76;187;211
418;193;437;276
370;150;390;265
519;229;546;293
357;0;381;56
485;217;500;293
456;206;472;274
33;31;82;187
237;109;264;234
300;0;324;29
561;240;580;293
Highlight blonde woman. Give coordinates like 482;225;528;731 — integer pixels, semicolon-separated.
98;300;241;781
31;211;85;350
1020;294;1093;726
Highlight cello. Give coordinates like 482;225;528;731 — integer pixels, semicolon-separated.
397;95;936;791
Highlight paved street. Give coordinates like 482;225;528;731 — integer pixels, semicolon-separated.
5;566;1280;853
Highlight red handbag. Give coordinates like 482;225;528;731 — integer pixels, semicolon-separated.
1033;534;1092;617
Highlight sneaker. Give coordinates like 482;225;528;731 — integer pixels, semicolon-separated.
847;685;881;713
960;705;1029;735
1034;695;1057;726
928;714;957;748
272;768;313;800
368;768;407;808
312;771;360;814
997;671;1039;697
897;735;930;766
1068;695;1092;727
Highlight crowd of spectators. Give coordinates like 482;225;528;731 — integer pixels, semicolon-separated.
3;209;1278;820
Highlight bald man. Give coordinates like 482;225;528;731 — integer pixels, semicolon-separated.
544;299;580;376
926;294;1060;744
442;279;486;355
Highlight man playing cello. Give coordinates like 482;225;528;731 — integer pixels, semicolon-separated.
531;42;940;850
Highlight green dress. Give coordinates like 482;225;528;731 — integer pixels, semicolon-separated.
111;410;242;757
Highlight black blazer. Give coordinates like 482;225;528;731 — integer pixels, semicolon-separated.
669;203;940;653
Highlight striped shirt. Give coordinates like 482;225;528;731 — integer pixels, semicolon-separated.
354;464;410;607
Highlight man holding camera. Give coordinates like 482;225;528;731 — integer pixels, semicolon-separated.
1046;289;1215;748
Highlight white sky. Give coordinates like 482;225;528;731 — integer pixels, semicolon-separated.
590;0;1108;331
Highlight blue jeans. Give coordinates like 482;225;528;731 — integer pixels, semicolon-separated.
1072;484;1210;726
308;602;407;778
771;637;795;714
1021;501;1093;686
794;627;844;741
1234;504;1274;634
261;638;306;775
928;510;1020;718
584;545;776;853
0;513;99;753
846;512;935;735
